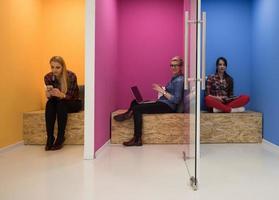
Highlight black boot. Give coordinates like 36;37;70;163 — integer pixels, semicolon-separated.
45;136;55;151
51;137;65;151
114;111;132;122
123;137;142;146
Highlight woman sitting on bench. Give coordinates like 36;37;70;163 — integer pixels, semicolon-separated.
44;56;82;151
205;57;249;113
114;56;184;146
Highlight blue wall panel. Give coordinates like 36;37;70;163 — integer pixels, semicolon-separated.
202;0;279;146
252;0;279;145
201;0;253;109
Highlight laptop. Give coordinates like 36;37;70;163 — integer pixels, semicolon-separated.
131;86;156;104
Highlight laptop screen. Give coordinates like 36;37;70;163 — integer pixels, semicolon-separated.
131;86;143;102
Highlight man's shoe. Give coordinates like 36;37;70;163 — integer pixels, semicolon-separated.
123;137;142;146
114;112;132;122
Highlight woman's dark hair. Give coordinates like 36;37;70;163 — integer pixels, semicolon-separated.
215;57;234;96
215;57;227;73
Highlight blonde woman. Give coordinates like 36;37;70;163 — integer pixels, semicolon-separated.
44;56;81;151
114;56;184;146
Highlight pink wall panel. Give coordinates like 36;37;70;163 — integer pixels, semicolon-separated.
116;0;185;108
95;0;118;151
95;0;187;152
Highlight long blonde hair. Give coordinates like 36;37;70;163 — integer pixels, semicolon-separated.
49;56;68;93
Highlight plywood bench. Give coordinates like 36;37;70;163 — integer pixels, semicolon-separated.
200;111;262;143
23;109;262;145
111;110;262;144
23;110;84;145
111;110;190;144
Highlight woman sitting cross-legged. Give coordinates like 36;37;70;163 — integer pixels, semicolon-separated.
205;57;250;113
114;56;184;146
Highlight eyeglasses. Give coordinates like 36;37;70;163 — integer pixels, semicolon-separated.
170;64;181;68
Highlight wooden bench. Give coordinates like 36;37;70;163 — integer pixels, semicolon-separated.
23;110;84;145
200;111;262;143
111;110;262;144
23;85;85;145
111;110;190;144
23;109;262;145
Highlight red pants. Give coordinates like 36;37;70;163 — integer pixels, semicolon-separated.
205;95;250;113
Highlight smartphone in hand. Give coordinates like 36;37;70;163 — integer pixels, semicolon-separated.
46;85;53;91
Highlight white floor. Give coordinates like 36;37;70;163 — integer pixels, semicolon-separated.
1;143;279;200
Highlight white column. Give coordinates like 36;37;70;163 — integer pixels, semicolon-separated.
84;0;95;160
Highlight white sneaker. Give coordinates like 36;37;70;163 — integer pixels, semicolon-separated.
231;107;245;112
213;108;223;113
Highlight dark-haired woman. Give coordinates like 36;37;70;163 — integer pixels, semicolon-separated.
205;57;249;113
